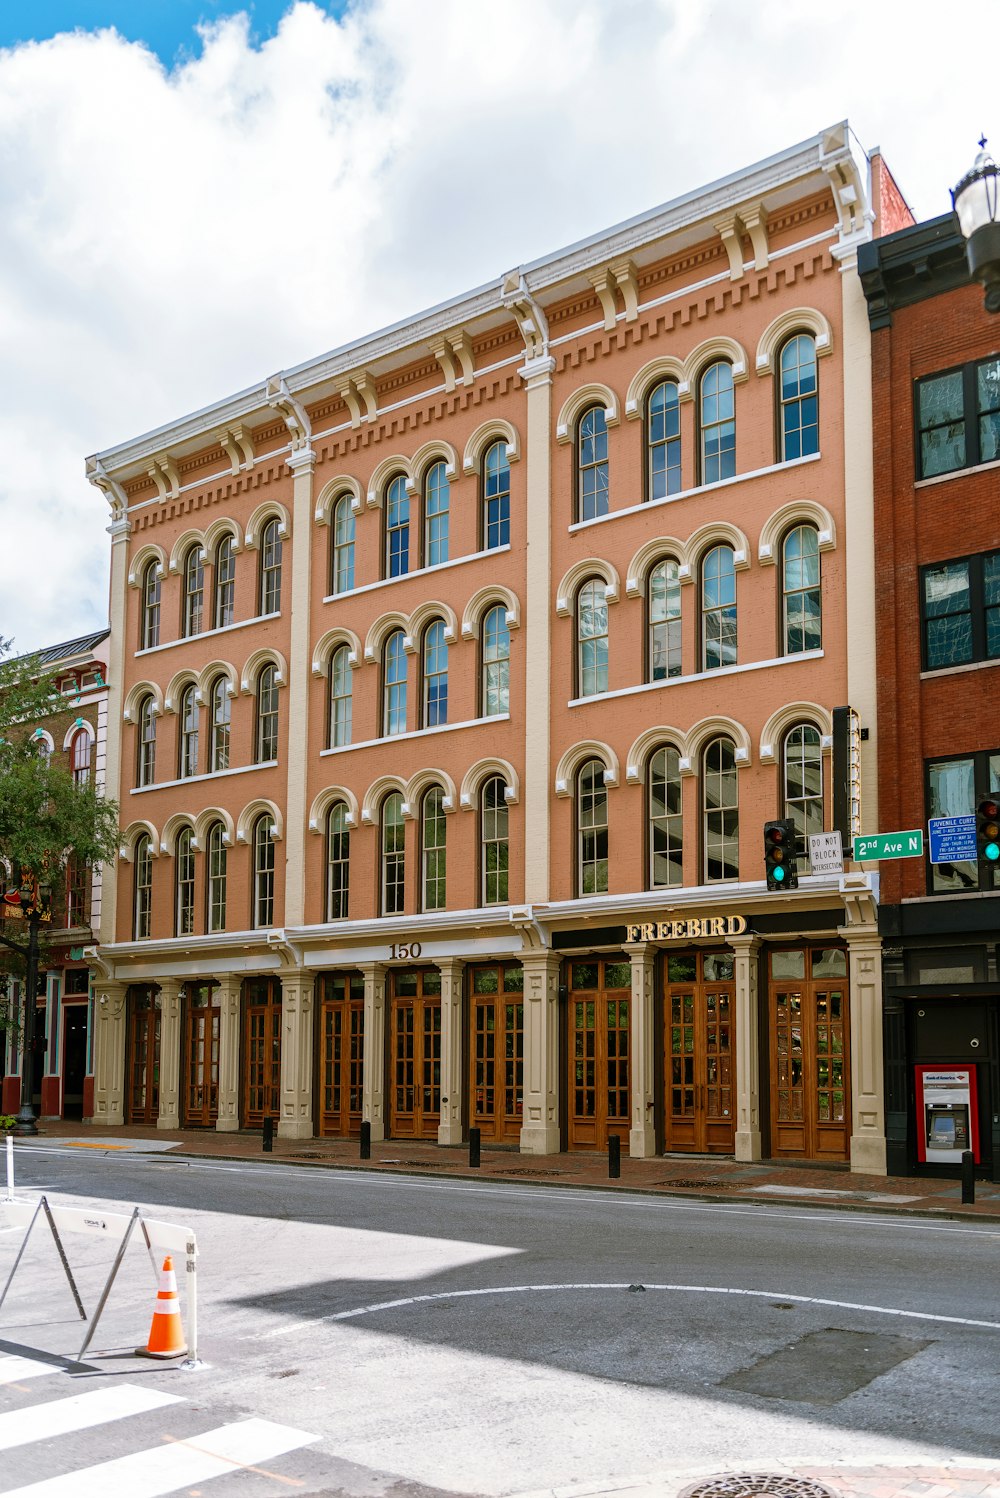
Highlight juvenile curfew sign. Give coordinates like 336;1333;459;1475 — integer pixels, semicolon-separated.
852;829;924;862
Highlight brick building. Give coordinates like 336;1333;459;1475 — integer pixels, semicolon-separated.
860;216;1000;1181
87;123;902;1170
1;628;110;1121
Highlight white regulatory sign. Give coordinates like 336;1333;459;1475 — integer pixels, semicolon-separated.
809;830;844;874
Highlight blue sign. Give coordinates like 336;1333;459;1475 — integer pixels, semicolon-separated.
928;815;978;865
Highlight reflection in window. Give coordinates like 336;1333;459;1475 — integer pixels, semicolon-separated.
649;558;681;680
577;578;608;697
481;776;508;905
422;620;448;728
175;827;195;936
331;496;355;594
577;405;609;521
182;547;204;638
383;630;407;736
424;462;449;567
779;335;819;460
178;684;199;779
927;752;1000;894
381;793;405;915
253;815;275;928
71;729;92;786
134;834;152;939
577;759;608;895
137;695;156;787
704;736;738;881
783;525;821;653
482;605;510;716
422;788;446;911
921;551;1000;669
214;535;236;630
207;820;227;933
140;560;161;650
649;745;682;888
483;441;510;550
260;519;282;614
385;475;409;578
255;665;279;763
648;379;681;499
329;645;352;748
701;546;736;670
784;724;823;861
209;675;230;772
700;361;735;484
326;802;350;920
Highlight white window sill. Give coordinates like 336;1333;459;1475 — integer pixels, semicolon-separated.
131;759;278;793
321;713;510;756
915;455;1000;489
136;612;281;658
920;657;1000;680
568;649;823;706
567;452;821;533
323;545;512;605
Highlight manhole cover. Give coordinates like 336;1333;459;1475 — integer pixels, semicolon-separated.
654;1178;737;1190
497;1167;565;1176
679;1476;841;1497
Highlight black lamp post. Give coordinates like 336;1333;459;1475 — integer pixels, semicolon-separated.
11;876;50;1138
953;139;1000;313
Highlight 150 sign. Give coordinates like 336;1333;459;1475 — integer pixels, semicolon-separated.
388;942;423;961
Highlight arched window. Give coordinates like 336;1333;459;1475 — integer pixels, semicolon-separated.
178;684;199;779
137;695;156;787
140;560;161;650
65;855;88;927
648;379;681;500
214;535;236;630
701;545;737;671
255;664;279;763
71;729;92;786
259;518;282;614
422;620;448;728
326;801;350;920
380;792;405;915
383;630;407;736
782;524;821;654
331;495;355;594
385;474;409;578
421;787;447;912
578;759;609;895
649;558;682;680
577;405;609;522
252;815;275;928
779;334;819;460
784;723;824;862
206;820;227;933
577;578;609;697
181;545;204;638
175;826;195;936
481;776;509;905
699;361;735;484
328;645;352;748
703;736;738;882
208;675;230;772
649;745;682;888
133;834;153;940
481;605;510;717
424;461;449;568
483;441;510;550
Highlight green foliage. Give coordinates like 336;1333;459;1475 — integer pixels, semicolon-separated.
0;1115;15;1134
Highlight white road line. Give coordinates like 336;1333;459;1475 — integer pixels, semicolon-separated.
0;1417;320;1498
0;1356;58;1385
0;1385;184;1451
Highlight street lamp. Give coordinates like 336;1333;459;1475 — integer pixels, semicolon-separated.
13;875;50;1138
953;138;1000;313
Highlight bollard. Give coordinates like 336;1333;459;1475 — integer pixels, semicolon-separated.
608;1134;621;1179
961;1149;975;1204
469;1127;481;1169
262;1116;274;1153
360;1120;371;1160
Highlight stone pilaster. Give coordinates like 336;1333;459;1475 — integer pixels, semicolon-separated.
282;447;315;928
361;963;387;1141
277;967;314;1139
156;978;183;1130
731;933;763;1163
625;942;656;1158
520;355;555;903
91;980;128;1127
840;888;886;1175
436;957;465;1145
213;974;242;1132
519;949;562;1154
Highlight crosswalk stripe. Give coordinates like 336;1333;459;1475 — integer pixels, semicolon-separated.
0;1384;184;1451
0;1416;320;1498
0;1357;55;1385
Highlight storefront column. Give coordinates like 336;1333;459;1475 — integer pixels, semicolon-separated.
361;963;387;1142
156;978;182;1130
435;958;465;1146
91;980;128;1127
731;933;763;1163
625;941;656;1158
213;974;242;1133
519;949;562;1155
840;883;887;1174
278;968;314;1140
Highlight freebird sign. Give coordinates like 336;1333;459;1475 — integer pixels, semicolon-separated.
624;915;748;942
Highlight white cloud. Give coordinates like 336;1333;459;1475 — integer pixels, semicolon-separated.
0;0;992;650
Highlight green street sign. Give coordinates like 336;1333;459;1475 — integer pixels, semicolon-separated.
852;829;924;862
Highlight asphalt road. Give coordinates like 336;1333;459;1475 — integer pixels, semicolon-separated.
1;1144;999;1497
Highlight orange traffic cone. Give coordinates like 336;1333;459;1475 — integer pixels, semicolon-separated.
137;1255;188;1359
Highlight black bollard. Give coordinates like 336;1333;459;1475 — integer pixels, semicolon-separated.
961;1149;975;1204
262;1116;274;1153
360;1120;371;1160
608;1134;621;1179
469;1127;481;1169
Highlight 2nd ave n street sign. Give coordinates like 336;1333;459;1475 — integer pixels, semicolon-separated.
852;829;924;862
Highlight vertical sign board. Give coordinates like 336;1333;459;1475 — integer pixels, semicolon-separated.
915;1065;979;1164
808;830;844;874
928;815;979;865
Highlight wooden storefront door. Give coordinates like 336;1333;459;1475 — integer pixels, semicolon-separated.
470;963;524;1143
769;946;850;1161
663;951;736;1154
567;956;631;1151
317;973;364;1137
181;983;220;1128
389;969;441;1139
125;986;160;1126
241;976;282;1128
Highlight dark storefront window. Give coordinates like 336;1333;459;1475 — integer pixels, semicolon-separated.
926;750;1000;892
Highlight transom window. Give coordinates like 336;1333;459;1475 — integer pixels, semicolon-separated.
483;441;510;550
700;361;735;484
383;630;407;736
701;545;737;670
178;684;199;779
255;664;279;763
481;776;509;905
385;475;410;578
649;558;682;680
381;792;405;915
649;745;682;888
647;379;681;500
259;519;282;615
424;462;450;568
577;578;609;697
782;524;821;654
329;645;353;748
577;405;609;522
421;787;447;912
326;801;350;920
331;495;355;594
921;550;1000;670
214;535;236;631
779;334;819;460
917;357;1000;479
577;759;609;895
703;736;738;882
482;605;510;717
140;560;161;650
783;724;824;862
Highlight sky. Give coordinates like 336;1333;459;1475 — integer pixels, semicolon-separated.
0;0;993;653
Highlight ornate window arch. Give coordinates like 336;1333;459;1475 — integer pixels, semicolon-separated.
163;668;199;716
759;703;832;764
168;528;206;577
363;611;409;664
127;543;167;590
244;501;290;551
120;818;160;862
682;335;749;389
365;455;413;510
461;585;520;638
409;439;459;482
758;500;836;564
123;681;164;723
194;806;235;849
624;355;688;419
463;418;521;475
460;757;519;810
314;475;364;526
240;647;287;694
308;784;360;832
686;714;752;767
554;739;620;796
236;798;283;846
754;307;833;377
555;558;620;615
360;774;407;827
69;724;93;785
312;626;363;677
555;382;620;443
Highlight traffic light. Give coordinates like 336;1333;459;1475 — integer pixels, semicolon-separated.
764;819;799;891
976;791;1000;865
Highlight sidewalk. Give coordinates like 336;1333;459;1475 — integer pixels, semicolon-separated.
16;1120;1000;1221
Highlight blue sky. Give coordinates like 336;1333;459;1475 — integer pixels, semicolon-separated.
0;1;348;64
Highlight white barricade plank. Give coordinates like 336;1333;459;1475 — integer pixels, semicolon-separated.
0;1355;55;1385
0;1384;183;1450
